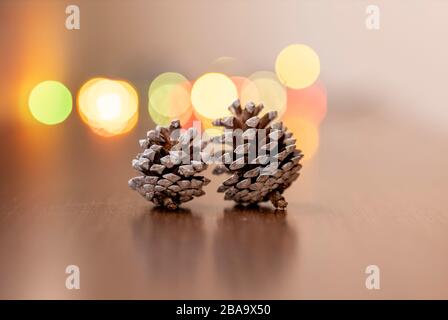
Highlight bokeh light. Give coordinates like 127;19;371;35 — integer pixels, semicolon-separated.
230;76;255;99
285;80;327;126
28;80;72;125
240;71;287;118
191;73;237;120
283;117;319;161
148;72;192;126
78;78;138;137
275;44;320;89
149;102;193;127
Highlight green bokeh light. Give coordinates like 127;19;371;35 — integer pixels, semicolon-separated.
148;72;191;118
28;80;73;125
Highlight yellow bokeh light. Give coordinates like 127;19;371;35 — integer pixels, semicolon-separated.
78;78;138;137
97;93;121;120
240;71;287;118
283;117;319;161
275;44;320;89
191;73;237;120
148;72;192;121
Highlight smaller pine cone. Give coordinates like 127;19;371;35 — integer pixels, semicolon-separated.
128;120;210;210
212;100;303;209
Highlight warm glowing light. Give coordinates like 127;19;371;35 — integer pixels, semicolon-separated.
28;80;72;125
78;78;138;137
283;117;319;161
148;72;192;125
240;71;287;118
275;44;320;89
149;102;193;127
182;112;197;129
17;4;67;125
97;93;122;120
230;76;254;99
191;73;237;119
285;80;327;126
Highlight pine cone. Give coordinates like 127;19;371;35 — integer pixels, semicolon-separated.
212;100;303;209
128;120;210;210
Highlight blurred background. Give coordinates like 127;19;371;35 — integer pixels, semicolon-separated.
0;0;447;299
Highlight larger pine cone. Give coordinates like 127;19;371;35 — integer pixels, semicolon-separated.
212;100;303;209
128;120;210;210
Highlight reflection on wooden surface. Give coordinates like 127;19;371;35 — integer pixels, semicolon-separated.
132;207;205;293
214;206;296;294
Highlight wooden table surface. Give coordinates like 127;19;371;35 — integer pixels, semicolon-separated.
0;104;447;300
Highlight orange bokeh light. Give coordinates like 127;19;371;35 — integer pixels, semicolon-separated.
230;76;254;100
284;80;327;126
283;117;319;161
78;78;139;137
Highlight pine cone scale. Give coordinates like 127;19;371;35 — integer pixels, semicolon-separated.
213;100;303;209
129;121;208;210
